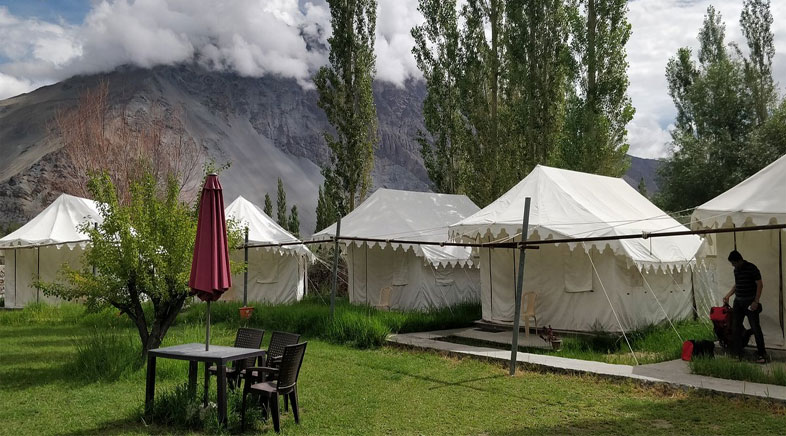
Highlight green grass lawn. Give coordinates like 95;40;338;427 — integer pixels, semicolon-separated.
1;309;786;435
442;320;718;365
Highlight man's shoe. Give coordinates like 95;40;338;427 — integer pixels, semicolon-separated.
756;354;768;364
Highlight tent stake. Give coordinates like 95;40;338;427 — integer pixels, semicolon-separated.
330;215;342;321
243;226;249;306
510;197;531;376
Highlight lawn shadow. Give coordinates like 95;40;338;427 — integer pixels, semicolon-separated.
485;393;784;436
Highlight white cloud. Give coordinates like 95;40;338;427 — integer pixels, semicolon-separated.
0;72;36;100
0;0;785;159
625;0;786;158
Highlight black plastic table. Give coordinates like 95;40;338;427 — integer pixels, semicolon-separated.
145;343;266;425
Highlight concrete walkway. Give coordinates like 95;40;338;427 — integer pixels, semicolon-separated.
389;328;786;401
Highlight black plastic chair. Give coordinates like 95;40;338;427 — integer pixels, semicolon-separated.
242;331;302;385
241;342;307;433
204;327;264;401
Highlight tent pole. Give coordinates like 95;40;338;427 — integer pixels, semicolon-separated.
690;269;697;321
243;227;249;306
488;235;493;318
365;244;368;309
510;197;531;376
14;248;17;307
37;247;40;303
92;223;97;276
779;231;784;341
330;215;342;321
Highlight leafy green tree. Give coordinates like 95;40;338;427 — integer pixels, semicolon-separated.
263;193;273;217
637;177;648;197
739;0;776;126
411;0;462;194
557;0;633;176
506;0;573;178
276;178;287;226
37;169;243;356
288;205;300;237
314;0;379;211
657;6;756;212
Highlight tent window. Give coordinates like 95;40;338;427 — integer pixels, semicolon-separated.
564;249;593;293
254;250;280;284
391;251;408;286
631;270;644;288
434;267;454;285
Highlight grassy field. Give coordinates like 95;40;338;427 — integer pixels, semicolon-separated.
2;306;786;435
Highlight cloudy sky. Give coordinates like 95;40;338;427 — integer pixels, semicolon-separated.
0;0;784;159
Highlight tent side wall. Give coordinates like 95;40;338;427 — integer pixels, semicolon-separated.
346;244;480;311
713;230;785;347
225;248;304;304
3;246;81;308
479;244;693;332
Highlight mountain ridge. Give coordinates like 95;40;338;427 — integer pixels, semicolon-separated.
0;64;662;235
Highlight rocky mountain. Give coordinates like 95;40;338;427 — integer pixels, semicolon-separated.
0;64;430;235
0;64;663;236
623;155;663;197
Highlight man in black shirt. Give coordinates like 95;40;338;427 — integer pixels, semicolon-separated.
723;250;767;362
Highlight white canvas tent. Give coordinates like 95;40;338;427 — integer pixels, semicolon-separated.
0;194;102;307
451;165;704;332
692;154;786;348
224;196;315;304
314;188;481;310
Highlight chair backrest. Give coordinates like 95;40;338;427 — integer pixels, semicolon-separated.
276;342;307;392
379;287;392;307
522;292;536;316
265;331;302;366
233;327;265;369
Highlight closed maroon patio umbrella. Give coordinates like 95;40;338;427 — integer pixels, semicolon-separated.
189;173;232;351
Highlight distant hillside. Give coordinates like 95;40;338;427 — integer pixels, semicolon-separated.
0;64;665;234
623;155;662;197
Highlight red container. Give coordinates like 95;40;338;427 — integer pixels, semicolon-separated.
239;306;254;320
681;340;694;361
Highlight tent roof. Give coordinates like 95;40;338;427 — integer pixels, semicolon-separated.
313;188;480;267
0;193;102;249
692;154;786;229
450;165;702;271
225;196;314;260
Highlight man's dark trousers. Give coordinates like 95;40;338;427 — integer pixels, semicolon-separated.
732;300;766;357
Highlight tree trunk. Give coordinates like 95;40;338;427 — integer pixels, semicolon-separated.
144;295;187;355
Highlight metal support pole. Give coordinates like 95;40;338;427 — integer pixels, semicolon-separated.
690;269;697;321
779;231;784;340
37;246;40;303
92;223;97;276
330;216;342;320
243;227;249;306
510;197;531;376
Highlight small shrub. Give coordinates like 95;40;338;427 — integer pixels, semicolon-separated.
71;328;143;381
146;383;264;433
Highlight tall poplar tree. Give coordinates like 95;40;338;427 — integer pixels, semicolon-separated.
315;0;379;212
412;0;462;194
557;0;633;176
658;6;756;211
263;193;273;217
276;177;288;226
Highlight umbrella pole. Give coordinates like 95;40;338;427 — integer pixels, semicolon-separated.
206;300;211;351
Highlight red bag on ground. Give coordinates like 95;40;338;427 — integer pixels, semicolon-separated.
681;340;694;361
